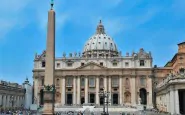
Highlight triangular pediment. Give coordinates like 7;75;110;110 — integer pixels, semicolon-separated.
76;61;107;70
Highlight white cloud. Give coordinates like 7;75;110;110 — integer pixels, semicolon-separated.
0;0;31;39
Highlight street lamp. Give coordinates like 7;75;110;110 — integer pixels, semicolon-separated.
98;88;110;115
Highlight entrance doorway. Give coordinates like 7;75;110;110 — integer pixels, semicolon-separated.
40;89;44;105
67;94;72;105
90;94;95;103
100;97;104;105
139;88;147;105
81;97;85;104
179;90;185;114
113;94;118;105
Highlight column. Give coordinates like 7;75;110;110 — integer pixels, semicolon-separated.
119;76;123;105
104;76;107;104
34;78;39;106
108;76;112;105
17;96;20;107
170;90;175;114
17;96;19;107
77;76;81;105
104;76;107;91
6;95;9;107
3;95;6;107
96;76;99;105
166;92;169;112
122;77;125;104
62;77;66;105
131;77;136;105
175;89;180;114
148;77;153;106
0;95;2;106
73;76;76;105
85;76;88;103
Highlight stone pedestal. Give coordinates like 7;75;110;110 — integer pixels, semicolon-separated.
42;91;55;115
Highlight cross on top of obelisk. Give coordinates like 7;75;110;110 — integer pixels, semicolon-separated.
51;0;54;9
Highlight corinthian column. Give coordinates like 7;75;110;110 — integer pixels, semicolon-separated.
96;76;99;105
108;76;112;105
62;77;66;105
73;76;76;105
85;76;88;103
119;76;123;105
77;76;81;104
131;76;136;105
104;76;107;91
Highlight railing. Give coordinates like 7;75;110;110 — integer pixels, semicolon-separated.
156;73;185;89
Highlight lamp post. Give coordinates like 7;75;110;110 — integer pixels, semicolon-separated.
99;88;110;115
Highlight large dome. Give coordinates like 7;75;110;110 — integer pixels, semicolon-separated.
82;20;119;58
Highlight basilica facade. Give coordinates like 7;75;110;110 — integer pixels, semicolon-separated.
33;21;154;108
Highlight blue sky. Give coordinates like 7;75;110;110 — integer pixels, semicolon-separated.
0;0;185;84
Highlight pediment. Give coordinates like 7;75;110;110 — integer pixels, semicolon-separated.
76;62;107;70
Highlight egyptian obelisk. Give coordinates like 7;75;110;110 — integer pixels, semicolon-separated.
43;0;55;114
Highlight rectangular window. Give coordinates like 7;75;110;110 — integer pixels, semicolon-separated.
66;77;73;87
42;61;45;67
112;78;118;87
113;62;117;66
81;63;84;66
140;60;145;66
41;79;44;86
57;63;60;68
89;78;95;87
125;62;129;67
100;62;103;66
81;78;85;87
140;77;146;86
67;63;72;67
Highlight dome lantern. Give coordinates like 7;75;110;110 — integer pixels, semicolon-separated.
96;20;105;34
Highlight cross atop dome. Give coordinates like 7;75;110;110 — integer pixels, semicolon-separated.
96;20;106;34
51;0;54;10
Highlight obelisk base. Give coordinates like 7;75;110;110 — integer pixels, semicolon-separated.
42;91;55;115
